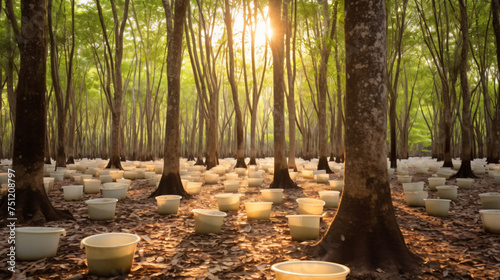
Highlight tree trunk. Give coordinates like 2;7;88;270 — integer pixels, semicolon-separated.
48;0;68;168
333;32;344;163
269;0;296;189
205;104;219;170
95;0;129;170
316;0;336;174
285;0;297;171
151;0;190;198
489;0;500;163
196;98;205;165
453;0;476;178
309;0;419;275
187;99;198;161
225;0;246;169
1;0;72;223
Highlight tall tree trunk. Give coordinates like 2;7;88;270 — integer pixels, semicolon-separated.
309;0;418;274
490;0;500;163
387;0;408;168
285;0;297;171
1;0;72;223
316;0;336;174
48;0;67;168
269;0;296;189
453;0;476;178
187;98;198;161
151;0;190;197
196;98;205;165
333;19;344;163
5;17;17;131
224;0;246;168
95;0;129;170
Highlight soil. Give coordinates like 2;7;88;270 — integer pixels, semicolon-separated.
1;163;499;279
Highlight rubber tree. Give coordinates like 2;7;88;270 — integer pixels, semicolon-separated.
150;0;190;197
224;0;247;168
48;0;76;167
489;0;500;163
309;0;419;275
269;0;297;189
95;0;130;169
315;0;336;173
453;0;476;178
1;0;73;223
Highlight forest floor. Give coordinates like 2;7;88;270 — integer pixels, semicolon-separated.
1;162;499;280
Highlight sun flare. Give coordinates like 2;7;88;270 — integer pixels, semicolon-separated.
233;7;271;49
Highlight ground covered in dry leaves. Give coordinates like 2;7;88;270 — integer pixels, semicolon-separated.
1;162;499;279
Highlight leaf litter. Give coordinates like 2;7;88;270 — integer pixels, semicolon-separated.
0;167;499;279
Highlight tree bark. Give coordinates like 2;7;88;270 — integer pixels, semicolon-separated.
269;0;296;189
1;0;72;223
48;0;68;168
309;0;419;274
333;20;344;163
316;0;336;174
453;0;476;178
285;0;297;171
151;0;190;198
224;0;246;169
95;0;129;170
489;0;500;163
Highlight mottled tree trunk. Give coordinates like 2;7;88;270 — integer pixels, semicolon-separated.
309;0;418;274
489;0;500;163
453;0;476;178
1;0;72;223
151;0;190;197
269;0;296;189
225;0;246;168
285;0;297;171
316;0;336;174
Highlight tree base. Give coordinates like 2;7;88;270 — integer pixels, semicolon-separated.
44;157;52;164
105;156;124;170
249;157;257;165
442;160;453;168
0;187;73;225
187;155;195;161
487;157;499;164
206;156;218;170
270;168;298;189
335;154;345;163
305;217;421;276
450;160;477;179
195;158;204;166
149;172;191;198
317;156;334;174
66;156;75;164
234;157;247;169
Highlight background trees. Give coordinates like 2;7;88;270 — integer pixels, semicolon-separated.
0;0;498;174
